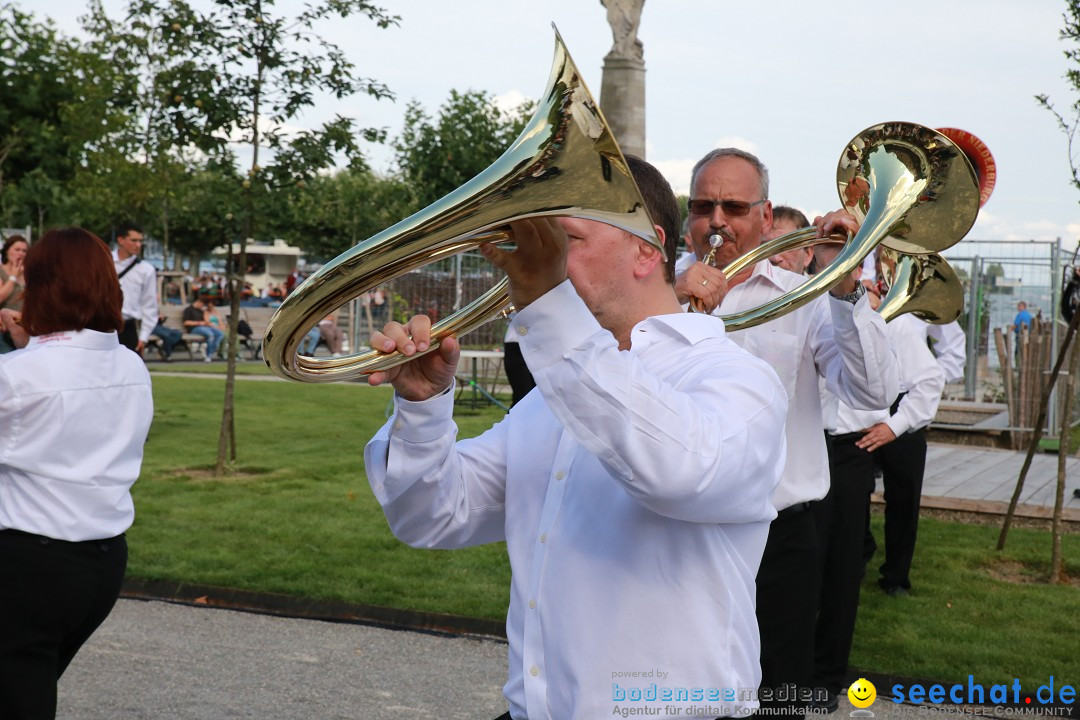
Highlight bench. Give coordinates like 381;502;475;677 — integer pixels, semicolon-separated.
143;305;209;360
238;306;275;360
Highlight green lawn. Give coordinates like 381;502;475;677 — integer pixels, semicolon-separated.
135;375;511;618
131;374;1079;689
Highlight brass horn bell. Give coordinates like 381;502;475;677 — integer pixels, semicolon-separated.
693;122;980;329
263;27;660;383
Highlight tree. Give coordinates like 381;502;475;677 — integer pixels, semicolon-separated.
393;90;535;208
0;4;121;230
1037;1;1080;196
275;168;414;261
107;0;399;473
1008;0;1080;581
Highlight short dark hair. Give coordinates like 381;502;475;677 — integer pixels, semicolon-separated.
21;227;124;336
1;234;27;264
116;222;143;238
772;205;810;228
626;155;680;284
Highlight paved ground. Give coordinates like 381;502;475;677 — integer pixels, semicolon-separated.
58;599;509;720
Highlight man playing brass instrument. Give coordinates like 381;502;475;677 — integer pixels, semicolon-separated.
676;148;899;718
364;157;788;719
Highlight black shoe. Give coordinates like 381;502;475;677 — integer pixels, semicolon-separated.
878;578;909;597
810;692;839;714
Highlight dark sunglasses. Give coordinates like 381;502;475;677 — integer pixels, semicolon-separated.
687;198;766;217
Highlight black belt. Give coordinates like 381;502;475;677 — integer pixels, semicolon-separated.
0;528;123;546
829;431;864;444
776;501;812;520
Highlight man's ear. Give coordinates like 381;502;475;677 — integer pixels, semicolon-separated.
633;225;667;279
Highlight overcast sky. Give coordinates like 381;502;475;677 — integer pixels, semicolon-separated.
38;0;1080;250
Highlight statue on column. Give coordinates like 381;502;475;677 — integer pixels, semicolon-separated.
601;0;645;61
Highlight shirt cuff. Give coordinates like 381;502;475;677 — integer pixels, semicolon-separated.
389;380;457;442
509;280;602;370
885;413;911;437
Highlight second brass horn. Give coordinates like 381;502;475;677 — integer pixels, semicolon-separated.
263;27;660;383
693;122;980;329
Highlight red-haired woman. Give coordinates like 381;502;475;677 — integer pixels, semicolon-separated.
0;227;153;719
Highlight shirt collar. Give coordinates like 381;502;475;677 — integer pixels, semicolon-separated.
745;259;788;292
631;310;726;348
27;329;120;351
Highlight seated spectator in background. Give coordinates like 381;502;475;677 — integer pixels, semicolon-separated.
205;299;228;358
0;227;153;718
150;316;183;362
182;295;224;362
299;323;321;356
0;234;26;355
318;312;344;356
0;234;28;355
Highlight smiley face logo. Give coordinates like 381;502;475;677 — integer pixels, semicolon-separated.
848;678;877;708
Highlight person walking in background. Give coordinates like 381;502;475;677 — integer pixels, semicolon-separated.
0;227;154;719
0;234;28;354
862;311;945;598
1012;300;1033;341
112;222;159;354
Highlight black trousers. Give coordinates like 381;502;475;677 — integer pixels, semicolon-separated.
876;427;927;590
0;530;127;719
812;433;875;695
502;341;536;407
119;318;139;351
754;505;819;719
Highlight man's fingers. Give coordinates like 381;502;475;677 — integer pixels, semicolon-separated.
479;242;513;271
406;315;433;353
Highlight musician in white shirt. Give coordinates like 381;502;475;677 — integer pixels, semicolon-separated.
814;272;944;707
675;148;899;718
364;157;788;720
926;320;966;384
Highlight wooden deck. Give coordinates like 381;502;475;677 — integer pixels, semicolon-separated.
873;442;1080;521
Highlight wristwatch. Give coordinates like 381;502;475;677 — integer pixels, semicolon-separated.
832;283;866;305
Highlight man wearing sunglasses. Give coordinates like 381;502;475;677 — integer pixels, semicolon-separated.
676;148;899;719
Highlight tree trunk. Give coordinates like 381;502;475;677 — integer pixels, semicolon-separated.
1050;340;1080;583
215;43;263;475
998;308;1080;550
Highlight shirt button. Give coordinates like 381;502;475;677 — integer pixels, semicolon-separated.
393;421;403;431
530;665;540;677
555;470;565;481
539;533;547;543
528;599;536;609
517;326;528;337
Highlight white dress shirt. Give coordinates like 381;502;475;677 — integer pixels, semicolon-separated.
926;320;966;383
113;248;160;344
0;330;153;541
365;280;788;720
715;260;899;511
823;314;945;436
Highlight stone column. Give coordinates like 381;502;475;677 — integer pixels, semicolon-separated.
599;55;646;159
